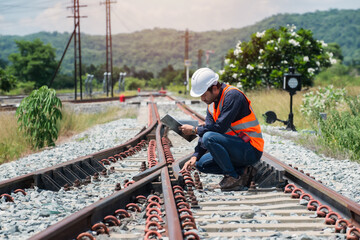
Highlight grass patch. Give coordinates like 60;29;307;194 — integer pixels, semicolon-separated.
58;106;137;139
244;89;308;129
0;113;32;164
0;106;138;164
259;87;360;162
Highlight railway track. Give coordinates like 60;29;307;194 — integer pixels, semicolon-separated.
0;91;165;112
0;94;359;239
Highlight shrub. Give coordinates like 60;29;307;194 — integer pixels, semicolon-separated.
220;25;335;90
301;87;360;161
16;86;62;149
124;77;146;90
16;81;36;94
300;85;346;127
314;64;360;87
148;78;165;89
318;100;360;161
0;68;17;92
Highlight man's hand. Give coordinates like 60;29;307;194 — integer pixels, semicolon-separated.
180;156;197;173
179;124;196;136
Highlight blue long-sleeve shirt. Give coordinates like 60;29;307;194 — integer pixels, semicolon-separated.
192;83;253;160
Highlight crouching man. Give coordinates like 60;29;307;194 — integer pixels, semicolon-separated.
180;68;263;191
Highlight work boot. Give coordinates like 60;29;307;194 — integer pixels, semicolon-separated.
220;175;244;191
219;175;230;188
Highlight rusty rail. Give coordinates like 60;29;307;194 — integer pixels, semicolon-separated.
30;169;162;240
156;119;183;239
263;152;360;227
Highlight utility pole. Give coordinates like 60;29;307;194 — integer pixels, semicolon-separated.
182;29;191;94
67;0;87;100
101;0;117;97
197;49;203;68
184;29;189;61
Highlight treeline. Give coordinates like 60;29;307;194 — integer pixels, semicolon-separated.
0;8;359;82
55;63;187;90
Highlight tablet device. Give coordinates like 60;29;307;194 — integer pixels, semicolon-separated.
161;114;197;142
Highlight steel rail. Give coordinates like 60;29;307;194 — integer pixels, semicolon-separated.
132;101;170;181
29;168;162;240
172;153;193;181
154;99;184;239
166;95;205;124
263;152;360;227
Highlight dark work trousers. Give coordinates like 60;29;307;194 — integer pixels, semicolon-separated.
195;131;262;178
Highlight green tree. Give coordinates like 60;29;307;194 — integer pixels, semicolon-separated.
157;65;185;87
16;86;62;149
0;58;8;69
125;77;146;90
325;43;344;62
220;25;335;90
8;39;57;87
134;70;154;80
0;68;17;92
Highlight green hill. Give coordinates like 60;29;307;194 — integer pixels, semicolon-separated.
0;8;359;77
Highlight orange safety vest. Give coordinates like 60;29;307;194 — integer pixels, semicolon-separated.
207;84;264;152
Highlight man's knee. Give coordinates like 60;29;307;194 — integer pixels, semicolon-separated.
202;131;218;148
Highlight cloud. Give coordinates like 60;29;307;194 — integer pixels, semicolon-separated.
31;2;73;33
0;0;359;35
1;2;73;35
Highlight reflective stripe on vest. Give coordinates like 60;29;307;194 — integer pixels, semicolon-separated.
207;84;264;152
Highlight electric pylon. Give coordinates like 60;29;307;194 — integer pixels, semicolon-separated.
182;29;191;94
67;0;87;100
101;0;117;97
198;49;203;68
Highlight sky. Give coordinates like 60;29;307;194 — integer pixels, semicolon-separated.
0;0;359;36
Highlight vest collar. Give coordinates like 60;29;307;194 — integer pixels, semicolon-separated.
214;83;226;107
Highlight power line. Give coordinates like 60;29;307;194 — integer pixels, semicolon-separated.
111;8;132;33
111;5;146;32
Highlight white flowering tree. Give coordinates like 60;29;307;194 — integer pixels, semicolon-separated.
219;25;336;90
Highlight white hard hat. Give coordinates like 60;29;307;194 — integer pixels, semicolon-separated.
190;68;219;97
